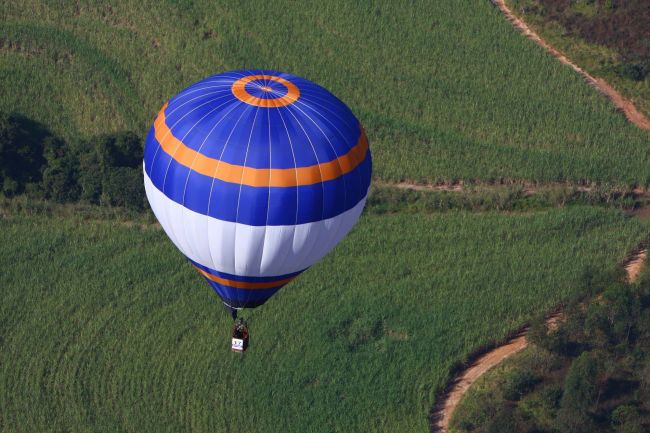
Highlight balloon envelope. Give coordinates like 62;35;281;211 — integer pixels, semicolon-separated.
143;70;372;309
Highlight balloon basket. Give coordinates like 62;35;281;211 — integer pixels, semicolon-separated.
231;320;249;353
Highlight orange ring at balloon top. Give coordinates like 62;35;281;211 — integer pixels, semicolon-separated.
231;75;301;107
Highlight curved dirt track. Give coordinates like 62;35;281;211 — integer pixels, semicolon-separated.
430;248;646;433
491;0;650;132
429;3;650;431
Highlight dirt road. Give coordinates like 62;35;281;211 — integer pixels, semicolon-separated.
491;0;650;132
430;247;645;433
428;4;650;428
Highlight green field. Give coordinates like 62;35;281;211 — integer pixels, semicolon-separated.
2;0;649;185
449;269;650;433
3;1;650;432
506;0;650;120
0;207;647;433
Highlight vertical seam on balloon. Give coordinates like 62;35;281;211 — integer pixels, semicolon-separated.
204;103;251;216
178;99;248;269
148;91;232;195
300;92;354;128
292;91;357;131
181;71;251;88
261;107;272;276
175;71;249;96
197;98;248;283
233;105;261;223
205;102;251;280
165;87;233;119
177;100;239;206
167;85;233;108
293;97;360;208
274;107;300;274
265;106;272;227
234;104;261;300
283;103;327;270
293;96;356;148
178;117;211;264
180;99;244;210
165;88;233;121
232;67;258;307
287;100;348;215
155;94;233;259
274;107;299;225
284;103;325;216
161;95;235;197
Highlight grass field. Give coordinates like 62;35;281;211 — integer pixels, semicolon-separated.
506;0;650;120
1;207;647;433
449;266;650;433
3;1;650;432
2;0;649;185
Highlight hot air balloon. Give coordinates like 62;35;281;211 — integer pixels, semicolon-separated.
143;70;372;350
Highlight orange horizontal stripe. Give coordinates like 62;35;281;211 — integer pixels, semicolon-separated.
194;266;296;289
154;102;368;188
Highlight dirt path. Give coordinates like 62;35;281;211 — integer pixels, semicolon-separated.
430;247;646;433
373;179;630;195
427;5;650;431
429;4;650;429
624;248;648;283
382;1;650;195
491;0;650;132
430;331;528;432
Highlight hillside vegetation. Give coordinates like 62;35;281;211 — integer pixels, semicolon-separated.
0;208;648;433
2;1;650;432
1;0;649;185
507;0;650;119
450;266;650;433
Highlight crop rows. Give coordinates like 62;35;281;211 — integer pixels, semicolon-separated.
0;208;647;433
1;0;649;185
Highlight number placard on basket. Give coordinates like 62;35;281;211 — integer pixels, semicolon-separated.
232;338;245;352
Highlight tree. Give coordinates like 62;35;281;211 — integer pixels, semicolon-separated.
75;131;144;210
101;166;145;210
611;405;644;433
0;112;46;196
92;131;142;170
585;284;640;351
42;136;80;203
556;352;599;433
501;369;540;401
77;147;102;204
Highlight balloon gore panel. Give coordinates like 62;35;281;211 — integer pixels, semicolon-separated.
143;70;371;309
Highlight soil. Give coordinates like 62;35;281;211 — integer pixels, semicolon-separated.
632;204;650;221
491;0;650;132
376;180;593;194
624;248;648;283
431;333;528;432
429;4;650;431
430;248;645;433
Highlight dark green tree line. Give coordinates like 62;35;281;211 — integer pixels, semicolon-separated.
0;111;146;211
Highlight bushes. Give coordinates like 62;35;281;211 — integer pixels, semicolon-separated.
453;272;650;433
502;369;540;401
0;112;146;210
556;352;599;433
42;136;80;202
0;111;46;196
611;405;645;433
77;132;146;210
584;284;642;350
101;166;145;210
